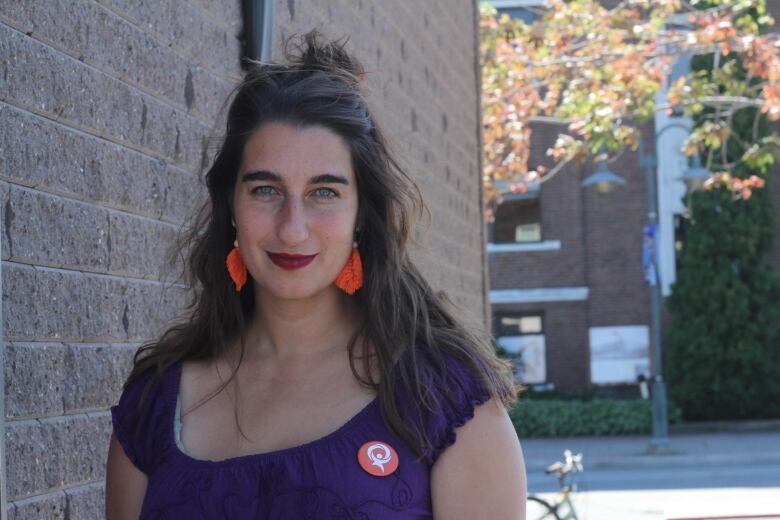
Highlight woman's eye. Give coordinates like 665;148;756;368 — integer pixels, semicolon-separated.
252;186;277;197
313;187;338;199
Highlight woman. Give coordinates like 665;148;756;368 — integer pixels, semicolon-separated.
106;30;527;519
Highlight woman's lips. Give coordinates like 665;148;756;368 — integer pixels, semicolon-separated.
266;252;317;270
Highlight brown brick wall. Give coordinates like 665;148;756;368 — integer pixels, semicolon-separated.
2;0;242;514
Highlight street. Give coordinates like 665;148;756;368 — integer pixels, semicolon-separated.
523;431;780;519
528;463;780;492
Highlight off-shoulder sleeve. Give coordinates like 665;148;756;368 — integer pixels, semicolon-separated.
426;352;494;465
110;367;169;475
395;347;498;466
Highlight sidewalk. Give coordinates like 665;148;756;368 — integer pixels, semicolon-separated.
521;429;780;472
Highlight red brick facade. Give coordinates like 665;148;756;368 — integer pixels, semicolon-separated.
490;120;660;390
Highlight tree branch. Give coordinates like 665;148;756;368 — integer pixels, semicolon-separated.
536;155;575;186
658;96;764;111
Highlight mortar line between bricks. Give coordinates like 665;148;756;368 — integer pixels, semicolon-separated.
2;259;190;287
6;334;154;343
0;19;225;132
7;408;112;423
9;478;105;505
0;98;208;180
7;411;109;429
0;14;232;126
9;340;142;347
91;0;243;83
2;179;191;229
3;255;184;282
8;489;66;508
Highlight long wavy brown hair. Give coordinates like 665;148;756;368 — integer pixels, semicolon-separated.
126;29;516;462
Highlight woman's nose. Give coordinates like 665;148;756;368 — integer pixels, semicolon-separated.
277;197;309;246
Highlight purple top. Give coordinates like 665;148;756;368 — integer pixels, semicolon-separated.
110;350;491;519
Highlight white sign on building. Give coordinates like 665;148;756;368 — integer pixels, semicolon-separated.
589;326;651;384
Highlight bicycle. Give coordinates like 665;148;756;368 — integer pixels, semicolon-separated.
526;449;584;520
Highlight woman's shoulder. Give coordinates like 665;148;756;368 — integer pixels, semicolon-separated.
110;361;181;475
399;342;498;465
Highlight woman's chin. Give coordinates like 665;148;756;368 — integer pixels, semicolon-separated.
256;282;339;302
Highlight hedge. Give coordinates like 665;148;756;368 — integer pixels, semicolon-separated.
509;398;682;438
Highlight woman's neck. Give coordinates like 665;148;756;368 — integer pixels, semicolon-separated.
242;286;362;362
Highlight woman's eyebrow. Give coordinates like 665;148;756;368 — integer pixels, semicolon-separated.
309;173;349;185
241;170;349;185
241;170;282;183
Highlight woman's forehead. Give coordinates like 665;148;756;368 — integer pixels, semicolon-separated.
240;122;354;182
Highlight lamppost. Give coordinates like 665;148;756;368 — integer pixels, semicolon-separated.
581;128;710;451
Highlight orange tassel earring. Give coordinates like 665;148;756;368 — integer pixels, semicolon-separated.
334;240;363;295
226;240;247;292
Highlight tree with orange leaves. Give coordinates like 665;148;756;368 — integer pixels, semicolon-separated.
480;0;780;219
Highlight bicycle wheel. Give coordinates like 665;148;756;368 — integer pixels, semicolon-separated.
554;497;579;520
527;496;561;520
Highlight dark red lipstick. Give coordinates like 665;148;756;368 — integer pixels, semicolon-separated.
266;252;317;270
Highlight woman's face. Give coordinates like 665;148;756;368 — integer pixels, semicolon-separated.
232;121;359;301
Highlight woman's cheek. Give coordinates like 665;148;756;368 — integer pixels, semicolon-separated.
312;205;354;230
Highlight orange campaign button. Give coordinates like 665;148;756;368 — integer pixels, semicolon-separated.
357;441;399;477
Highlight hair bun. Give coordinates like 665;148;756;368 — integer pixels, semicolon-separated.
283;29;365;87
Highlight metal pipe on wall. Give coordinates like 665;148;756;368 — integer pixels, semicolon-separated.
243;0;275;63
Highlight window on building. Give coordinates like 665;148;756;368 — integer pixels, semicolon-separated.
499;314;543;335
494;312;546;384
492;196;542;243
492;0;546;23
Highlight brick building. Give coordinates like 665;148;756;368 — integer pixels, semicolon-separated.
1;1;487;517
488;1;780;392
